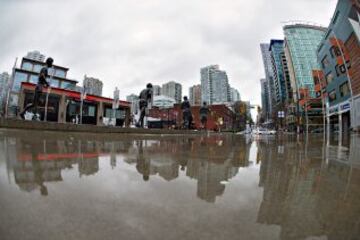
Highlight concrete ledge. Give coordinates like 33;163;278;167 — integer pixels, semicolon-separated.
0;118;209;135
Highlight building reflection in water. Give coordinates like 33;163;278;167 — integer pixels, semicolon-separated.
124;135;253;202
256;134;360;240
1;130;359;239
2;132;132;196
1;132;253;202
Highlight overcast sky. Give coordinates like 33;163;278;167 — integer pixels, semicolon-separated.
0;0;337;105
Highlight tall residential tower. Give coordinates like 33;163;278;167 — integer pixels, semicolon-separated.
161;81;182;103
201;65;230;105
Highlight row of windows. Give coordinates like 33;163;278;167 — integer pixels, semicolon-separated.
12;72;76;92
21;61;66;78
328;82;350;103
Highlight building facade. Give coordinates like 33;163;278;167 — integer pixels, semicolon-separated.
189;84;202;106
149;104;235;131
260;78;270;120
284;23;327;100
153;85;162;96
201;65;230;105
8;56;78;117
19;82;130;126
260;44;276;118
161;81;182;103
230;87;241;102
126;94;139;115
283;23;327;130
153;95;176;108
280;51;293;103
83;75;103;96
25;50;46;62
317;0;360;131
269;40;287;106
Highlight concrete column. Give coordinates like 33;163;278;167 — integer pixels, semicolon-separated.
125;107;130;127
18;89;26;113
339;113;343;133
97;102;104;126
58;95;66;123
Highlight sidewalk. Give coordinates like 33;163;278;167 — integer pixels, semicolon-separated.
0;118;210;135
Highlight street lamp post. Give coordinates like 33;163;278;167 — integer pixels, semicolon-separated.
5;58;17;118
80;90;86;125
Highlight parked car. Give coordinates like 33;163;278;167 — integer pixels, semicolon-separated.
252;128;276;135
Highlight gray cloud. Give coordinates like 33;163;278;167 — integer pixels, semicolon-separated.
0;0;337;103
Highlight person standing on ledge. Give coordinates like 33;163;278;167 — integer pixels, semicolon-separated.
138;83;153;128
20;57;53;120
199;101;210;130
181;96;191;129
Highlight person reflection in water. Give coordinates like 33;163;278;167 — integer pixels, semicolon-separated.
136;140;151;181
31;145;48;196
178;138;193;171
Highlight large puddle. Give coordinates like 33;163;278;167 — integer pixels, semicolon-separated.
0;129;359;240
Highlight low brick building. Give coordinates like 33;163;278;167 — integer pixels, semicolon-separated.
149;104;235;131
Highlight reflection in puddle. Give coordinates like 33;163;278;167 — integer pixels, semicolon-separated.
0;130;359;240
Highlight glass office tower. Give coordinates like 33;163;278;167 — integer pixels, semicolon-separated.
284;23;327;99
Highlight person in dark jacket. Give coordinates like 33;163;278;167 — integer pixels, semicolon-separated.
199;101;210;130
20;57;53;120
138;83;153;128
181;96;191;129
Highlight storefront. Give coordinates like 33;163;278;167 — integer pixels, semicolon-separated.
19;82;131;127
327;100;351;132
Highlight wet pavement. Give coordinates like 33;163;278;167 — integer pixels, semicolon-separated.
0;129;359;240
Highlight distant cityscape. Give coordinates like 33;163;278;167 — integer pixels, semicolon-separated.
259;0;360;132
0;51;249;131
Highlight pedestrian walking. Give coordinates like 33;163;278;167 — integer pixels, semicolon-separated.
199;102;210;130
138;83;153;128
181;96;191;129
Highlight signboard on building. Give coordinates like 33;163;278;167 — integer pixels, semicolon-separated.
340;102;350;111
278;111;285;118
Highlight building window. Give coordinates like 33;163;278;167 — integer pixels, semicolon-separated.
29;74;38;84
9;93;19;107
329;90;337;102
48;68;55;76
340;82;350;97
105;108;112;118
33;64;43;73
321;56;330;68
22;62;33;71
332;11;340;24
12;72;28;92
50;79;60;88
60;81;76;90
326;72;334;84
84;105;96;117
115;109;125;119
55;69;66;78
